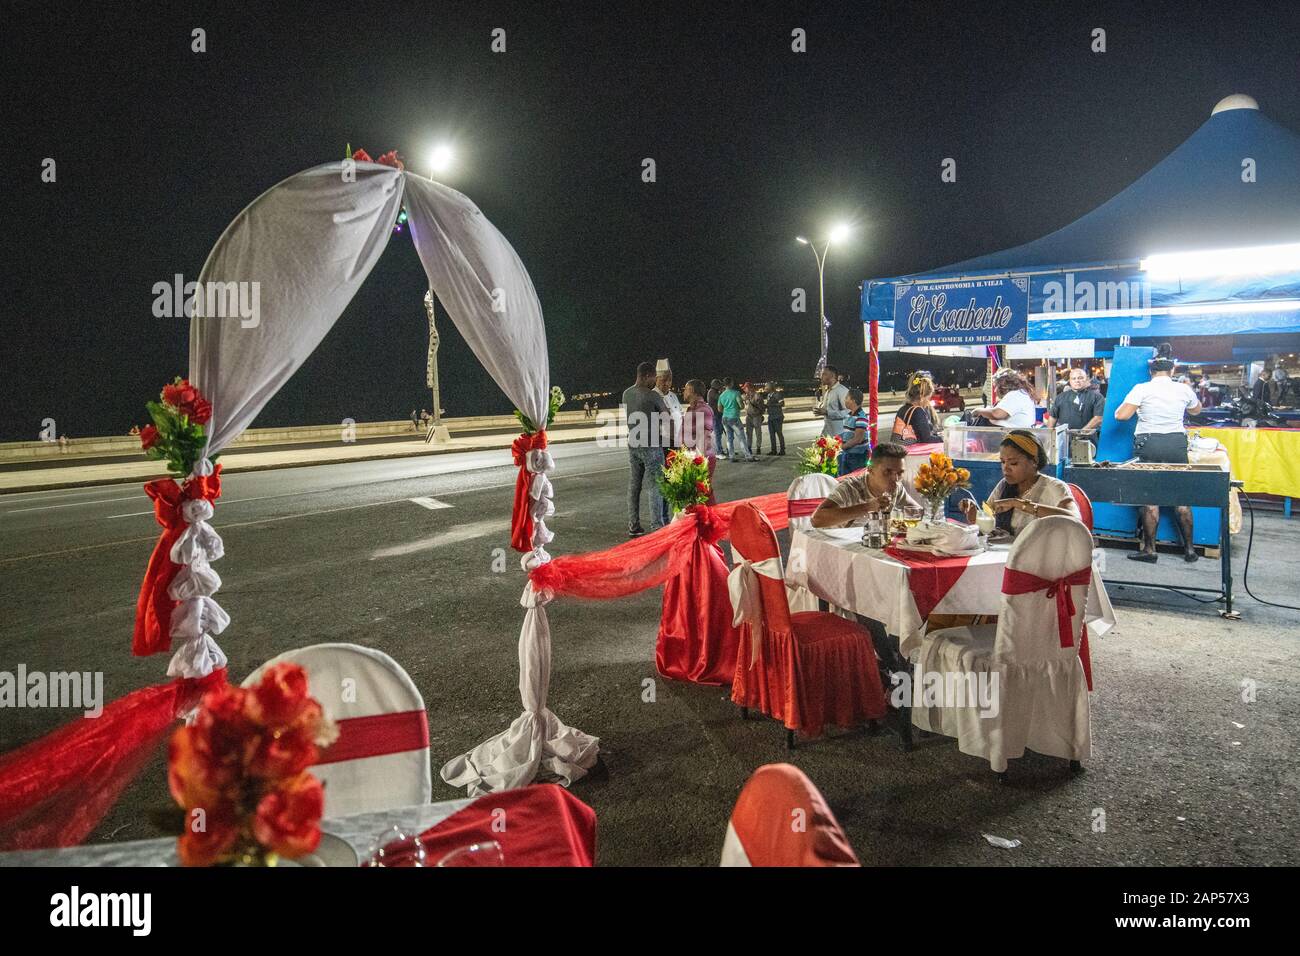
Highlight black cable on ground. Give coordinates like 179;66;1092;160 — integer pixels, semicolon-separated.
1240;490;1300;611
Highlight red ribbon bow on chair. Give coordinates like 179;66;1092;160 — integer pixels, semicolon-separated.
132;466;223;657
510;431;548;554
1001;565;1091;648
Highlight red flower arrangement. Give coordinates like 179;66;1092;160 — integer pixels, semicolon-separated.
169;663;338;866
138;377;215;478
350;147;405;171
657;447;713;514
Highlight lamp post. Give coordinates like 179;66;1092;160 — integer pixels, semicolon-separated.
796;224;850;376
423;290;451;444
420;145;456;445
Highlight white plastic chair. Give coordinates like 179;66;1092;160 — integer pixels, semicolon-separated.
242;643;433;816
785;473;838;612
911;516;1092;776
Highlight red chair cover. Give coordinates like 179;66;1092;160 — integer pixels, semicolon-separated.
728;763;858;866
1067;483;1094;531
382;784;597;867
657;535;740;685
728;504;887;737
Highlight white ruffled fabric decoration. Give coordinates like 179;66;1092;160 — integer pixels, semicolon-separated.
521;447;556;571
165;460;228;679
440;583;600;796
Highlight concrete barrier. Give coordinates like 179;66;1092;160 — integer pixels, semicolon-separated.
0;390;980;465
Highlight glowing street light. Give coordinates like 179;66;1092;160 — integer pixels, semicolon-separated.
428;144;455;178
796;224;853;373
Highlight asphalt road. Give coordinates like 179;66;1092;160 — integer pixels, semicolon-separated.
2;420;1298;865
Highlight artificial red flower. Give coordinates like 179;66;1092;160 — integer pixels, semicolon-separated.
188;396;213;425
694;480;709;493
140;424;158;450
162;379;198;410
246;663;311;729
375;150;405;170
816;437;827;448
693;455;704;466
175;800;242;868
665;449;676;462
352;148;373;163
252;772;324;859
247;720;319;780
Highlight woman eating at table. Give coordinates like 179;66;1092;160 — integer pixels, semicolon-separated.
958;430;1079;536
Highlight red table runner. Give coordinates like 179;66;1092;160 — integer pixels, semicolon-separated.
882;547;974;620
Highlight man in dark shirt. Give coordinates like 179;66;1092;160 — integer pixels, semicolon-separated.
622;361;670;536
1045;367;1105;431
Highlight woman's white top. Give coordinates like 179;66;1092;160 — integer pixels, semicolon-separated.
994;389;1038;428
988;473;1080;536
1121;377;1198;434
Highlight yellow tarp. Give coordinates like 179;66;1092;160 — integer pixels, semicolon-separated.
1198;427;1300;499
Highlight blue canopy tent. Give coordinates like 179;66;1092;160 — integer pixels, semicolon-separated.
861;94;1300;350
858;95;1300;596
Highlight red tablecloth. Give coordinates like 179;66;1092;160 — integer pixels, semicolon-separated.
381;784;596;867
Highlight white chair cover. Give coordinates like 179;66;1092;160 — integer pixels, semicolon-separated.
785;473;838;612
242;643;432;816
912;516;1092;772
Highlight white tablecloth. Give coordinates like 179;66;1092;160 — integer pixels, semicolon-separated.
0;798;474;867
787;527;1116;656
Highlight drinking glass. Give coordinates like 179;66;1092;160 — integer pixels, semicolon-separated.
436;841;506;867
364;826;426;867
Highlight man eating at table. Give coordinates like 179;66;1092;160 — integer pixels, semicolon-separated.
811;442;920;528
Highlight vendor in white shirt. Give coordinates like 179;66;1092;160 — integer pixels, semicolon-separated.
1113;344;1203;563
968;369;1038;428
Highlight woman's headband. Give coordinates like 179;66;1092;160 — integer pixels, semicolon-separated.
1004;432;1040;460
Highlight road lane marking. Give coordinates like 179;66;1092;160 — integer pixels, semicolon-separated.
370;519;511;559
3;495;145;515
409;497;452;510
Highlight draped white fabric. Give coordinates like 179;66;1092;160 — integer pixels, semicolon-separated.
181;161;592;790
402;176;549;427
190;163;405;458
440;584;599;796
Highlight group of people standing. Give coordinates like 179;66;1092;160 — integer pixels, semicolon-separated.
622;362;788;537
706;379;787;462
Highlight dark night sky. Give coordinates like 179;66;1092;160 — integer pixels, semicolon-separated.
4;0;1300;441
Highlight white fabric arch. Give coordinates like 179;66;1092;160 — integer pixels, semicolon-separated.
176;161;590;794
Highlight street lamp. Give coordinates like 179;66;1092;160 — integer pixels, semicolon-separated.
796;224;851;374
421;143;455;445
428;144;454;178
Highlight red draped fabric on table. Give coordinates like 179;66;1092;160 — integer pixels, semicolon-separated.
882;546;974;620
0;669;228;851
383;783;597;867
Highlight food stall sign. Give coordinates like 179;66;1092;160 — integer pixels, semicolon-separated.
892;276;1030;346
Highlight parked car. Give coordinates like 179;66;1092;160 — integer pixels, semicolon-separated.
931;385;965;412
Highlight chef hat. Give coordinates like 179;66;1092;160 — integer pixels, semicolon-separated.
656;358;671;373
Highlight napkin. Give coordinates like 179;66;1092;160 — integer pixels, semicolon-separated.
906;521;979;554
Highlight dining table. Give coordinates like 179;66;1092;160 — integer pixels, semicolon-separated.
786;526;1116;658
0;783;597;867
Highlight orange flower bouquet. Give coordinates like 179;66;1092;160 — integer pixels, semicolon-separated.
169;663;338;866
913;452;971;524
